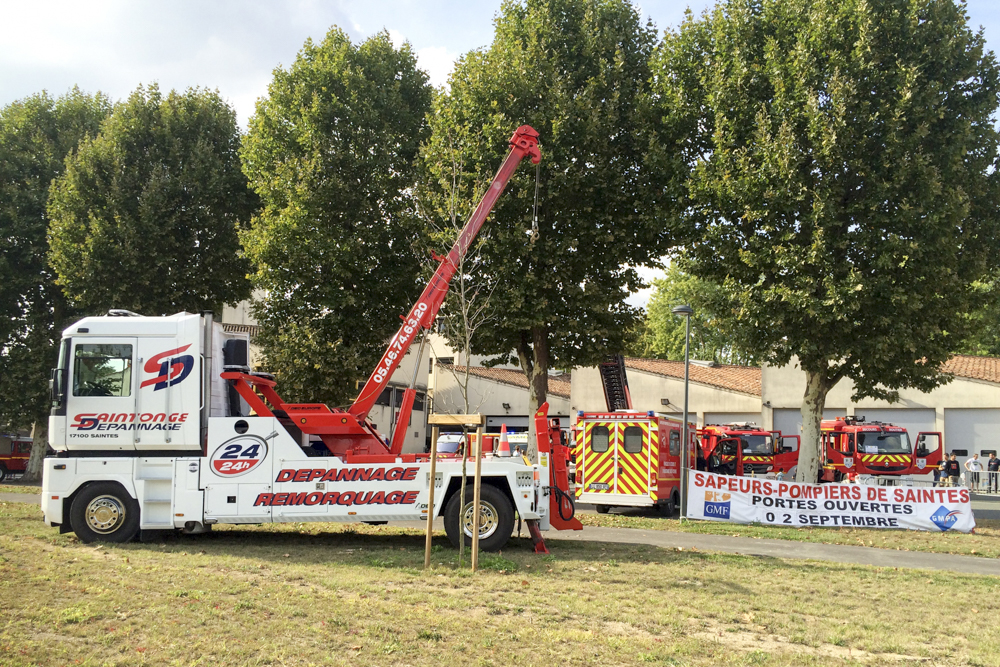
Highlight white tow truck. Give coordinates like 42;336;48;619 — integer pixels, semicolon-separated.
41;126;581;550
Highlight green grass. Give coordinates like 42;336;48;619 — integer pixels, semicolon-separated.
580;510;1000;559
0;483;38;495
2;501;999;666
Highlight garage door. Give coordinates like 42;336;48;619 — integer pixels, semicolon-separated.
858;409;936;441
704;412;763;428
945;409;1000;462
772;408;847;436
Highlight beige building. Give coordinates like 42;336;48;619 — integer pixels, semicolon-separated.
431;363;571;433
762;355;1000;464
571;358;763;427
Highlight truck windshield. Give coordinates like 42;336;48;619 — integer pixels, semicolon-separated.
856;432;911;455
741;434;774;455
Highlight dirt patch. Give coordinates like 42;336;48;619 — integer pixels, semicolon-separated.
687;618;929;662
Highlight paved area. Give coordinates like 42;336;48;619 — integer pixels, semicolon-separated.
4;488;999;574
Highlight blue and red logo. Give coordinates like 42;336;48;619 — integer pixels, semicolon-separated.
140;345;194;391
930;506;961;532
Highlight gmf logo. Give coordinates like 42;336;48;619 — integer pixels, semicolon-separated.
704;490;731;520
140;345;194;391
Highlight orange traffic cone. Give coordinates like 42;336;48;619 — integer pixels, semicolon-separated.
497;424;511;457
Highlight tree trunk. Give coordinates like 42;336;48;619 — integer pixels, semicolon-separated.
518;327;549;460
797;370;831;484
22;421;48;484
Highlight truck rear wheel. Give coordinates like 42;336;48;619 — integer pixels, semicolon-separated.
70;482;140;544
444;484;514;553
595;504;610;514
0;465;7;483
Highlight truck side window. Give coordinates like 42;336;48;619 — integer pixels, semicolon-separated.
623;426;643;453
591;425;610;453
669;431;680;456
73;344;134;397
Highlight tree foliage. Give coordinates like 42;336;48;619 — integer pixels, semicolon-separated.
48;85;255;316
420;0;677;449
241;29;432;407
0;89;110;433
655;0;1000;480
633;264;757;365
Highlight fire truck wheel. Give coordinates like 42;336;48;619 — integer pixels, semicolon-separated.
444;484;514;553
70;482;140;544
595;504;610;514
0;465;7;483
657;496;676;517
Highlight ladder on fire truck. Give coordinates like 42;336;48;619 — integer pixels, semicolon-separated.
598;354;632;411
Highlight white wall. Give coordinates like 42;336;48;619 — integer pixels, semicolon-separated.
763;357;1000;452
432;366;570;433
570;366;762;427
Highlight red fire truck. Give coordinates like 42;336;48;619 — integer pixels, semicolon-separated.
573;356;696;515
820;416;943;481
0;437;33;482
698;423;800;477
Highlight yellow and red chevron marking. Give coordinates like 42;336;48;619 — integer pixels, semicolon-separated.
744;455;771;463
648;427;659;501
574;427;585;498
720;455;736;463
859;454;911;464
616;424;649;496
583;421;616;493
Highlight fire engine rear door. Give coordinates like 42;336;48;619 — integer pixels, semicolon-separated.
581;421;615;495
615;423;649;497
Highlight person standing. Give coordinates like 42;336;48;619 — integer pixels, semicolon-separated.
933;459;945;487
946;454;961;488
988;453;1000;493
965;453;983;492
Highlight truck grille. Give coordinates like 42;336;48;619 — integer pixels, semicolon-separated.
865;464;907;473
743;463;771;475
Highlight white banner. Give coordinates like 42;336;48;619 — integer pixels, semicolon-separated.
687;470;975;533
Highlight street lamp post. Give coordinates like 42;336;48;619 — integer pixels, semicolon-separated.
672;304;694;519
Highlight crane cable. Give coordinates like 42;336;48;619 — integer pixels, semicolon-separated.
530;160;540;243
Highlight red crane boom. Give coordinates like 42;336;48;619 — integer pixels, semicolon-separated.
222;125;541;458
350;125;541;421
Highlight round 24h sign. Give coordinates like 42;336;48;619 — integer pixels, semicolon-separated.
210;435;269;477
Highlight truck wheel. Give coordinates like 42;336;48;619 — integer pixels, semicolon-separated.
595;504;611;514
657;496;676;517
0;465;7;483
70;482;140;544
444;484;514;552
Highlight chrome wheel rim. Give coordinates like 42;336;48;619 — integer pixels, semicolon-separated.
86;495;126;534
461;500;498;539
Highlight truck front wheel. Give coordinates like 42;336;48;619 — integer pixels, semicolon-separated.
0;465;7;483
444;484;514;552
70;482;140;544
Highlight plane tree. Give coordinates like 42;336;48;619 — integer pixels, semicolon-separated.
419;0;682;452
653;0;1000;481
0;89;110;481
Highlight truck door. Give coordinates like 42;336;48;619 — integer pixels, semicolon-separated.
134;337;200;450
66;338;138;450
913;432;943;473
616;424;649;497
582;422;615;494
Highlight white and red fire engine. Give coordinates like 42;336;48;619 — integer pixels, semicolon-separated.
697;422;800;478
41;126;581;550
820;416;943;482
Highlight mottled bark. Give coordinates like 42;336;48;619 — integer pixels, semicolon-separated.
797;370;831;484
22;421;47;484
